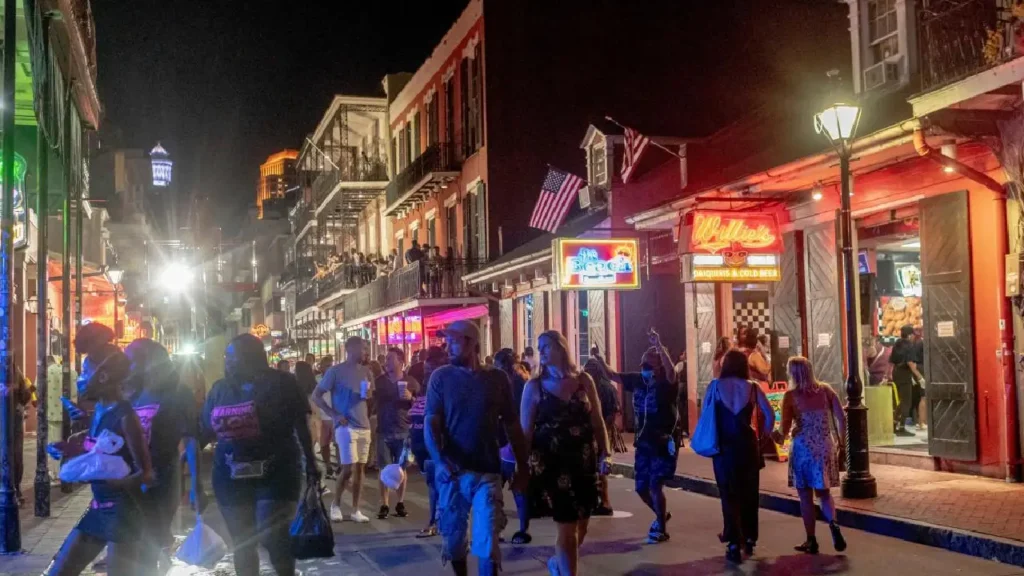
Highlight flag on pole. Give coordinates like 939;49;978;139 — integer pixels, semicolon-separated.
529;167;585;233
621;126;650;183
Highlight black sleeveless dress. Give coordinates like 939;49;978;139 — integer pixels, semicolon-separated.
75;399;141;543
527;379;599;523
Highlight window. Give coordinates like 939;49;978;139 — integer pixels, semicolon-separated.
405;123;414;166
473;43;484;149
867;0;899;65
446;204;457;255
523;294;535;351
460;58;470;156
472;182;486;259
577;291;590;366
589;143;607;186
427;216;437;248
391;135;398;175
444;77;456;147
397;237;405;266
427;96;440;146
412;112;421;159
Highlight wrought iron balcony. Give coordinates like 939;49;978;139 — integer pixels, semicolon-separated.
312;156;389;209
919;0;1005;92
296;285;318;313
342;259;481;322
384;142;461;216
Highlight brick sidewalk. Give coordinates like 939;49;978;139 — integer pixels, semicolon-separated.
611;437;1024;543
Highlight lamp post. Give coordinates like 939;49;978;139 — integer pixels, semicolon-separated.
815;97;878;499
105;267;124;343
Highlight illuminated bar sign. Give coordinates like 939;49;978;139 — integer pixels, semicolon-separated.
553;238;640;290
680;210;782;283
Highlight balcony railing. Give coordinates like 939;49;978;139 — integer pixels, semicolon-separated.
385;142;460;213
342;259;481;322
919;0;1003;92
312;156;389;207
296;286;318;312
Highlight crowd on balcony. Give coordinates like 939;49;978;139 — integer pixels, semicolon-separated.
315;241;462;297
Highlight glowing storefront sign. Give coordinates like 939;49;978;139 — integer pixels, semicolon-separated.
681;211;783;283
387;315;423;344
685;211;782;255
552;238;640;290
0;152;28;249
251;324;269;337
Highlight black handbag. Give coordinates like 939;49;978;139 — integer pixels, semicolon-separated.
290;481;335;559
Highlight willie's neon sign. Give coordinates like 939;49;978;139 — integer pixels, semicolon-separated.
688;211;781;255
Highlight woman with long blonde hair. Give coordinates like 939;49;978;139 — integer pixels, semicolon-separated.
773;356;847;554
520;330;610;576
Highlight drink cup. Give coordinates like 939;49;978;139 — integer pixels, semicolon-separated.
360;380;369;399
398;381;408;397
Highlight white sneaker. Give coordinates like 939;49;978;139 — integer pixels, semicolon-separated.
330;505;344;523
350;510;370;523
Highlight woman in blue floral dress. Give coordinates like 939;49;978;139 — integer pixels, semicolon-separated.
774;357;847;554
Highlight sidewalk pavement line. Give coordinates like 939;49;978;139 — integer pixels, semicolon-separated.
610;461;1024;567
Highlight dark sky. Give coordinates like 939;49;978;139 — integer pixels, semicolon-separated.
92;0;848;231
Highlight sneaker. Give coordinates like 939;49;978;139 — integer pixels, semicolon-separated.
330;504;344;523
395;502;408;517
378;505;390;519
647;530;670;544
351;510;370;523
895;428;916;437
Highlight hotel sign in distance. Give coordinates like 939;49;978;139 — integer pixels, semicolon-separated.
552;238;641;290
679;210;783;282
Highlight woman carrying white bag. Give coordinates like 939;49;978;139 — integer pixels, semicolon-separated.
48;344;155;576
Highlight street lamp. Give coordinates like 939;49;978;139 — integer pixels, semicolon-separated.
159;262;193;294
105;267;124;342
815;96;877;499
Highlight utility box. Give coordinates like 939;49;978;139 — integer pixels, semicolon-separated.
1007;254;1021;297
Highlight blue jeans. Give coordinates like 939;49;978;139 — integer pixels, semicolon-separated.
435;468;505;565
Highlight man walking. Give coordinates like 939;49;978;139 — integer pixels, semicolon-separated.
374;347;418;519
314;337;375;523
425;320;529;576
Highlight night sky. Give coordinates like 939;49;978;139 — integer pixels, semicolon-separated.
92;0;847;232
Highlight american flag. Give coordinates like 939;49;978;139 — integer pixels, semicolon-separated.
621;126;650;183
529;167;585;233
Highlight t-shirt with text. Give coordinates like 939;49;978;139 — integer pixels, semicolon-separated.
130;377;198;491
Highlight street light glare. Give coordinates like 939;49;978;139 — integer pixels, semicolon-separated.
160;262;193;292
815;103;861;143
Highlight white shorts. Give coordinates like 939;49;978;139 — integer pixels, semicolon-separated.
335;426;372;465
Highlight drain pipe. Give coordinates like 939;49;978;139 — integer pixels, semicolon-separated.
914;129;1021;481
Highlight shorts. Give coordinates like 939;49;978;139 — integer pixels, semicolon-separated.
435;469;506;565
377;436;407;467
500;459;516;487
336;426;372;465
634;439;678;493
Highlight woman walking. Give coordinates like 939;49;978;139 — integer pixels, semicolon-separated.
202;334;319;576
495;347;532;543
710;350;774;563
773;356;847;554
48;344;154;576
521;331;610;576
712;337;732;378
409;346;446;538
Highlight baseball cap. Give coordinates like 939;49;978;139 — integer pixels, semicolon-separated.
438;319;481;342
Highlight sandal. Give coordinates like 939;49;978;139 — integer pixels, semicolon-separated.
416;525;438;538
510;531;532;545
830;522;847;552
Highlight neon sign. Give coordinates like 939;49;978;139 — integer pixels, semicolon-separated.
686;211;781;255
552;238;640;290
387;315;423;344
0;152;28;249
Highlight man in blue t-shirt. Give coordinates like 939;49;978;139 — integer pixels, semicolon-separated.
426;320;529;576
314;336;375;523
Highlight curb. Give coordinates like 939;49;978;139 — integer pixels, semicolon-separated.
610;461;1024;567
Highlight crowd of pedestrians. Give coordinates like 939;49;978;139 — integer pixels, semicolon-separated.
36;318;856;575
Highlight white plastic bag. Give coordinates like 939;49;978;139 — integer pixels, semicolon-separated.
59;430;130;482
176;514;227;567
380;463;407;491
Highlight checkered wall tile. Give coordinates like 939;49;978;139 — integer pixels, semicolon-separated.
733;300;772;336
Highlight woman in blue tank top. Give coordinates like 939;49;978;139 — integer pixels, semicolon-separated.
48;344;154;576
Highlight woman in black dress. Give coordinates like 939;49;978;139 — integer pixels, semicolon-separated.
48;344;154;576
710;349;774;564
521;330;610;576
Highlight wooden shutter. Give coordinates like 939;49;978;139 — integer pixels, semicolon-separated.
920;191;977;460
805;222;844;399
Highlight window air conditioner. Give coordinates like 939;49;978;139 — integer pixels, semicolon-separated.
863;59;900;91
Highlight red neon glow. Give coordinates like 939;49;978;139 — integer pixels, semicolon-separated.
553;238;640;290
687;211;782;255
424;304;489;328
